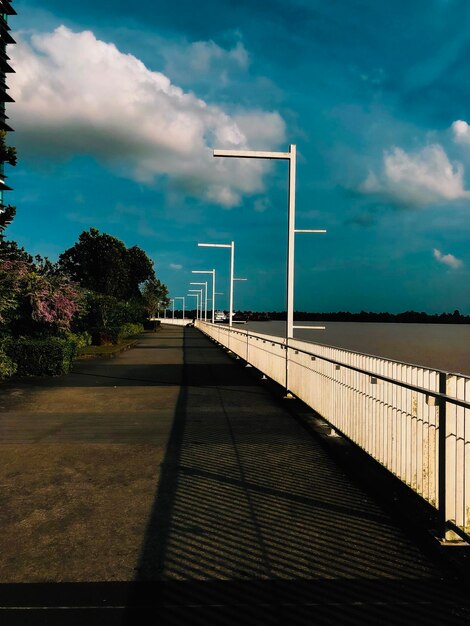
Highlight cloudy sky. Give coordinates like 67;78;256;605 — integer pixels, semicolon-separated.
5;0;470;312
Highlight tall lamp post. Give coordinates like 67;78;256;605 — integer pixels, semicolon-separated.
186;293;199;320
190;282;208;321
188;288;203;320
213;145;326;339
174;296;185;320
198;241;235;327
192;270;216;323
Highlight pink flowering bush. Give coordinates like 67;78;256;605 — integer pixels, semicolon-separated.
28;273;83;331
0;259;83;333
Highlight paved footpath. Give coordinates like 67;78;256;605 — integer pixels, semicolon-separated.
0;325;469;625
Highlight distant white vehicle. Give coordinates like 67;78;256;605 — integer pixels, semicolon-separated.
214;310;228;323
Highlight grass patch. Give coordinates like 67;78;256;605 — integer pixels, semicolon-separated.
76;340;139;360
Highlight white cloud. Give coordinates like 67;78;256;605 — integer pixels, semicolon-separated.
169;263;183;270
162;39;249;87
187;40;249;73
433;248;463;269
360;144;470;206
9;27;285;207
451;119;470;144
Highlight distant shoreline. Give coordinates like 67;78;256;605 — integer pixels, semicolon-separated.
240;310;470;324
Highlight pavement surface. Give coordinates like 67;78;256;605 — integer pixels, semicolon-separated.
0;325;469;625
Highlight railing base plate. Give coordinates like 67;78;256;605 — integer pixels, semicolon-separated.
430;531;470;547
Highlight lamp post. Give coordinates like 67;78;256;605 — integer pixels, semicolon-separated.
186;293;199;320
213;145;326;339
190;282;208;322
192;270;216;323
198;241;235;327
174;296;185;320
168;298;175;320
188;288;203;320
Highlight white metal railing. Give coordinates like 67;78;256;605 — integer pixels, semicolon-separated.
196;320;470;542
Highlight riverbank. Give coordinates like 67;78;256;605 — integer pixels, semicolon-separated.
243;321;470;376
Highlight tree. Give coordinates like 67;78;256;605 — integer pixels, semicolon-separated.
0;130;17;167
0;259;28;326
141;278;169;330
0;238;33;263
59;228;155;300
0;128;18;245
0;204;15;238
127;245;156;299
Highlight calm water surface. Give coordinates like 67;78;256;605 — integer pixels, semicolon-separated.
242;321;470;376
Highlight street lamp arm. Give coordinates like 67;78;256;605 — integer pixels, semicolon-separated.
213;149;291;160
198;243;231;248
295;229;327;233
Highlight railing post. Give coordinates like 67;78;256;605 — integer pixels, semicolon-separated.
438;372;447;540
284;338;294;398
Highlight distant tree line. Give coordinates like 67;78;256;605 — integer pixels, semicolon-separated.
252;310;470;324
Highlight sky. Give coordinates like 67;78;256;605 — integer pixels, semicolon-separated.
4;0;470;313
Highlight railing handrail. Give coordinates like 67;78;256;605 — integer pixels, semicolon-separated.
199;321;470;411
201;320;470;377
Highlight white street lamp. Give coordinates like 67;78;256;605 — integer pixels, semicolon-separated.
213;145;326;339
188;288;203;320
198;241;235;327
168;298;175;320
186;293;199;320
174;296;185;320
190;282;208;322
192;270;216;323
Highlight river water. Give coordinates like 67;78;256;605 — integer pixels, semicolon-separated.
242;321;470;376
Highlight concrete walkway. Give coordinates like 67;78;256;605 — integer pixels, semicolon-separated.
0;325;469;625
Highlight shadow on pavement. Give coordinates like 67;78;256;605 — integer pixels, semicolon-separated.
124;328;470;624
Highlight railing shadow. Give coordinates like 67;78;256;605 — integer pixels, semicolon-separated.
122;328;470;624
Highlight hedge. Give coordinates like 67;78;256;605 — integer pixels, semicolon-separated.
7;337;77;376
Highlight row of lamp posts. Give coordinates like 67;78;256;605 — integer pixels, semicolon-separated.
167;144;327;385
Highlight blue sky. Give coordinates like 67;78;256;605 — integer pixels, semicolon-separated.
5;0;470;312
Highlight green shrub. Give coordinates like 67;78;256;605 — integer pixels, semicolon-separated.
7;337;77;376
118;322;144;339
89;323;143;345
65;330;92;348
0;339;17;379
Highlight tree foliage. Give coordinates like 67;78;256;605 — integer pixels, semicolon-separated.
141;278;169;318
0;130;17;167
58;228;155;300
0;238;33;263
0;204;16;239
